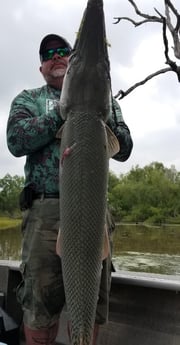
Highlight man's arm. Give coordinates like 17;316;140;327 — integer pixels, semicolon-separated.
7;90;63;157
107;98;133;162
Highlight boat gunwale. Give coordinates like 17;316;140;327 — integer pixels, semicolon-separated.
0;260;180;292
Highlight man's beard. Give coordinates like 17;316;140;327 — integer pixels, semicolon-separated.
43;66;67;86
51;68;66;78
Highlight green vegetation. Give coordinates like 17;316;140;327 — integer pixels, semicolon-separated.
0;174;24;219
108;162;180;225
1;162;180;227
0;217;21;230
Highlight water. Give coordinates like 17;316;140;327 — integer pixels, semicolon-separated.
112;224;180;275
0;226;22;261
1;224;180;275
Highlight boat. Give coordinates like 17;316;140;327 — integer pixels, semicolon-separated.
0;259;180;345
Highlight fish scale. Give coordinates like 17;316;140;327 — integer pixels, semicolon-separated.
58;0;113;344
60;114;108;345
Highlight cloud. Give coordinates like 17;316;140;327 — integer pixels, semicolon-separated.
110;125;180;176
1;0;180;178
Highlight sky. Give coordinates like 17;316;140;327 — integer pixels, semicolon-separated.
1;0;180;178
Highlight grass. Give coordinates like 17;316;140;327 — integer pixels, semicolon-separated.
0;216;22;230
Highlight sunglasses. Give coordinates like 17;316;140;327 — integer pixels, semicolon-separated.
41;47;71;62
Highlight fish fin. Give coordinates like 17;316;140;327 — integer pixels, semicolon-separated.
56;124;65;139
102;224;110;260
106;124;120;158
56;228;61;257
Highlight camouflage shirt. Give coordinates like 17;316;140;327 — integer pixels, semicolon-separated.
7;84;133;194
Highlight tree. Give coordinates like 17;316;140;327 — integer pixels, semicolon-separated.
114;0;180;99
0;174;24;216
108;162;180;224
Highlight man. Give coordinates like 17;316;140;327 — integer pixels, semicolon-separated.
7;34;133;345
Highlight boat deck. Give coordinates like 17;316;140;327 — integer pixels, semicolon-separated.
0;260;180;345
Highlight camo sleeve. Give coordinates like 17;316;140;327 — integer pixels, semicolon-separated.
107;98;133;162
7;89;63;157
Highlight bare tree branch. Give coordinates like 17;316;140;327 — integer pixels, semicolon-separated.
165;0;179;17
114;68;172;100
128;0;162;22
151;4;180;80
113;0;180;99
114;0;162;25
165;0;180;59
113;17;155;26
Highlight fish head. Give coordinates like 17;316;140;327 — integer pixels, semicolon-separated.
60;0;111;122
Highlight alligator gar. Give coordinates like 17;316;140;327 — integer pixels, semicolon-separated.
57;0;119;344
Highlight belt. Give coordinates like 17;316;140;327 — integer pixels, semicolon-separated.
33;193;59;200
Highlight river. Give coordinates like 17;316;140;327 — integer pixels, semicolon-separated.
0;224;180;275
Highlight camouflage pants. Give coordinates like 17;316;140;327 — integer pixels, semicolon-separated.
17;198;112;329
